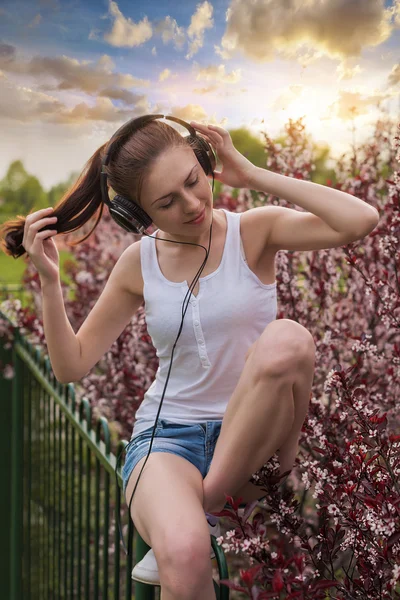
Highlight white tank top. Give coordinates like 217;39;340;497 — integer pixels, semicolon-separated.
131;208;277;439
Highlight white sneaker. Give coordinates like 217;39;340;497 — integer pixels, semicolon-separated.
207;518;221;559
131;518;221;586
131;547;160;586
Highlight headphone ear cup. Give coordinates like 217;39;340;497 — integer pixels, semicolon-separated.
186;134;216;176
110;194;153;234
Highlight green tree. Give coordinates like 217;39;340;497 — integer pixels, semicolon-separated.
229;127;267;168
47;171;79;206
212;127;267;197
215;126;334;197
0;160;47;216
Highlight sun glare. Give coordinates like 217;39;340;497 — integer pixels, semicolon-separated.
282;95;323;127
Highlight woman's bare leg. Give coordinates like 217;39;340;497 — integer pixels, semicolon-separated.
202;319;316;513
125;452;216;598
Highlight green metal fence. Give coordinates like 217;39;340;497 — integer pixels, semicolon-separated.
0;307;230;599
0;283;27;305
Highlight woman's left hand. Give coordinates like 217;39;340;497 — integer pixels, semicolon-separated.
190;121;256;189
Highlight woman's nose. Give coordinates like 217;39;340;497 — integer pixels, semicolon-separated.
182;190;201;212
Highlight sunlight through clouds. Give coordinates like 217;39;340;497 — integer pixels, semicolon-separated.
0;0;398;188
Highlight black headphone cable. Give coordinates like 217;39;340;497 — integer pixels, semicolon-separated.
115;217;213;555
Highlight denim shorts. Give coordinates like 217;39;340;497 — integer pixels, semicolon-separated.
122;418;224;497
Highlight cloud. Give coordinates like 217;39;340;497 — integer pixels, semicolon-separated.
101;1;213;58
194;63;241;84
88;28;103;41
154;16;186;50
215;0;396;63
0;73;162;124
50;97;139;124
192;84;219;95
186;1;214;59
269;85;305;112
98;88;150;105
104;0;153;48
0;75;65;121
0;45;150;98
322;88;394;121
388;63;400;86
159;68;172;82
192;83;246;96
336;60;364;82
168;104;226;127
0;42;17;62
27;14;42;28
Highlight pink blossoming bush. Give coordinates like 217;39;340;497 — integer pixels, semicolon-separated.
0;215;161;436
1;114;399;598
212;116;400;599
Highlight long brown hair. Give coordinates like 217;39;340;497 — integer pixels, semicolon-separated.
0;119;191;258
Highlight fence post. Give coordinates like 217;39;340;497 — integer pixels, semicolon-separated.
10;327;24;600
0;319;24;599
135;535;156;599
0;317;15;599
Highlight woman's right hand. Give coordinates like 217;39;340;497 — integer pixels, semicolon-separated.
22;207;60;284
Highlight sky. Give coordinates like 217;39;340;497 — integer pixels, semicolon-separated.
0;0;399;191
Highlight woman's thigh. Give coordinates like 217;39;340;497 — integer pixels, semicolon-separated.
205;420;268;507
122;420;215;560
124;451;209;563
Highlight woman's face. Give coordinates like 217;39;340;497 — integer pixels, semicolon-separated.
140;146;213;235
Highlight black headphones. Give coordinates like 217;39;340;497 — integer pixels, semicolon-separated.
101;114;217;555
100;113;217;234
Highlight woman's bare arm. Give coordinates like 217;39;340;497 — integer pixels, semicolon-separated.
42;241;143;383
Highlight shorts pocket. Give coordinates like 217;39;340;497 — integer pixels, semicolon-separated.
158;419;190;430
130;420;163;443
157;419;206;439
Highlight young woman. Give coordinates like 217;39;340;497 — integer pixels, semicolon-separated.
0;116;378;600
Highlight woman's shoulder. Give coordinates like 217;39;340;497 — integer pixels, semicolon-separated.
116;239;144;299
236;207;277;267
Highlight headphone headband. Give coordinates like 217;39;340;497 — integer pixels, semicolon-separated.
100;114;216;234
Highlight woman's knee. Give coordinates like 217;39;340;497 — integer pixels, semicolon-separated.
252;320;315;379
154;524;212;584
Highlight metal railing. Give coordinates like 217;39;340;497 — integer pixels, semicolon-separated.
0;308;230;599
0;283;27;305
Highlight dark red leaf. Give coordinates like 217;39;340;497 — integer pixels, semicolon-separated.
272;569;284;593
310;579;340;592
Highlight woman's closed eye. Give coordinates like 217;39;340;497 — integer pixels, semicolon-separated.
159;177;199;210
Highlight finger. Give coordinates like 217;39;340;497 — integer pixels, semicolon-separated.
190;121;223;144
36;229;57;239
29;217;58;239
206;130;224;147
197;129;222;147
211;170;223;181
26;207;54;224
207;124;228;137
198;131;215;146
206;130;223;145
24;216;57;249
32;215;58;230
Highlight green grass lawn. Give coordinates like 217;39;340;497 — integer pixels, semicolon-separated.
0;250;76;285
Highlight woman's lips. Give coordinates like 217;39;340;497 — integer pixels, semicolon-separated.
186;207;205;224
